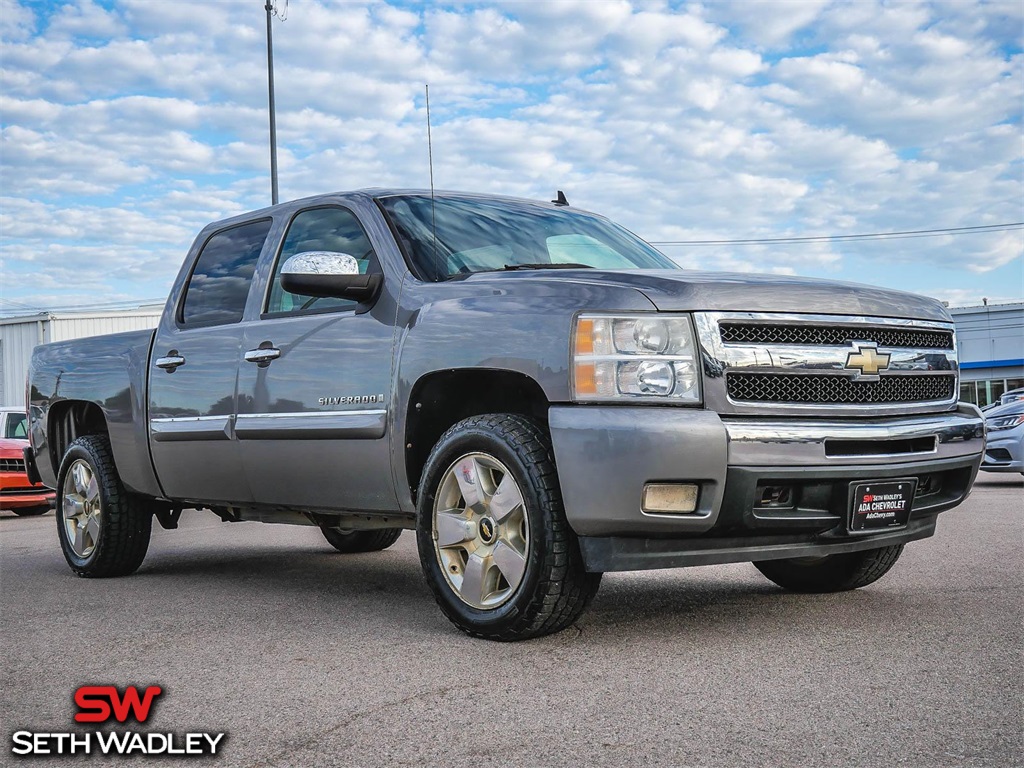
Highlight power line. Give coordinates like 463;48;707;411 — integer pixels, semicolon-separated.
0;297;166;316
649;222;1024;246
0;297;44;311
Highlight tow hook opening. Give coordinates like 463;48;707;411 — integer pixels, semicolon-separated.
756;484;794;509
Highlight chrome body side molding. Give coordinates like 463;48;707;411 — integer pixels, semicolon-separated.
233;409;387;440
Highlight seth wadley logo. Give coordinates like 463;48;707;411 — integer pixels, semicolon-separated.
11;685;226;757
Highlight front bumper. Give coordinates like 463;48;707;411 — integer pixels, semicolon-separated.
0;471;55;509
980;428;1023;473
548;404;984;572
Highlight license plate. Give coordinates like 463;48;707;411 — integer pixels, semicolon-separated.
849;478;917;533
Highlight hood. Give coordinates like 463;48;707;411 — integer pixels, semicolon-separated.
0;437;28;457
507;269;952;322
985;400;1024;418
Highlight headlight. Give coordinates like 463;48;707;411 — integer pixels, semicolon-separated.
572;314;701;403
986;414;1024;431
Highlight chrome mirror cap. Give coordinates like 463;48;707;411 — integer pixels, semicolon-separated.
281;251;360;277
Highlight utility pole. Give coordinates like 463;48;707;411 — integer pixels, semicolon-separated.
265;0;279;205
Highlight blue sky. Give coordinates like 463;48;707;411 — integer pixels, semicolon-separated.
1;0;1022;314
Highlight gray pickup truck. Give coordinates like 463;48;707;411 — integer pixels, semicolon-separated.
26;189;985;640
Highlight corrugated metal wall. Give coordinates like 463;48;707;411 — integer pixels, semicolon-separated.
47;312;162;343
0;320;47;407
952;303;1024;374
0;311;162;407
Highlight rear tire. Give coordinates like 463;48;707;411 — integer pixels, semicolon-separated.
416;414;601;641
11;505;50;517
321;526;403;553
55;435;152;578
754;545;904;593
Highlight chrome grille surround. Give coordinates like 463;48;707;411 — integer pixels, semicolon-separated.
693;312;959;417
718;323;953;350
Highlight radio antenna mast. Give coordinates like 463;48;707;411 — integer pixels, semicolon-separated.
425;84;439;278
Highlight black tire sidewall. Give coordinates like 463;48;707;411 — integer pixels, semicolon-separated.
12;506;50;517
755;545;903;592
416;422;549;634
321;526;402;553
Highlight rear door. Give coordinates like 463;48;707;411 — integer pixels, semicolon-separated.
235;205;398;512
148;218;273;503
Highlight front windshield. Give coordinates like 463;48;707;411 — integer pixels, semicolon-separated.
377;194;678;281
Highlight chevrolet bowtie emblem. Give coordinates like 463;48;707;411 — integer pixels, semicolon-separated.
845;343;891;378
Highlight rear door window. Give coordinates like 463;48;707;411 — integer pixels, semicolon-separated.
180;219;272;327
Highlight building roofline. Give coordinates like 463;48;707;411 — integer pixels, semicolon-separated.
947;301;1024;311
0;305;165;326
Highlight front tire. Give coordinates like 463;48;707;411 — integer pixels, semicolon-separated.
56;435;152;578
754;545;904;593
416;414;601;641
321;526;402;553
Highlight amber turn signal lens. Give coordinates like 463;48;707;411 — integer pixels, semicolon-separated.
575;318;595;355
574;362;597;395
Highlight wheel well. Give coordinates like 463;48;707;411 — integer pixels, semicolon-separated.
48;401;108;470
404;369;549;499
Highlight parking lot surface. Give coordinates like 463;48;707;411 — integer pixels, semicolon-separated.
2;476;1021;767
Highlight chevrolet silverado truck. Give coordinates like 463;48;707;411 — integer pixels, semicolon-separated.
25;190;985;640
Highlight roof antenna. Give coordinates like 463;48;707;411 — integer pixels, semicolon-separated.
426;84;439;280
552;190;569;206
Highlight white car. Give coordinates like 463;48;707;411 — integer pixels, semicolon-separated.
981;400;1024;474
998;387;1024;406
0;406;28;440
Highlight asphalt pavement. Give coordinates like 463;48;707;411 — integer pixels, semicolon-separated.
2;475;1021;767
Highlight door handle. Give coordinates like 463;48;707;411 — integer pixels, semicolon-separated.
155;353;186;371
244;346;281;366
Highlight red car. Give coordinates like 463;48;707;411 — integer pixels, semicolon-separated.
0;437;54;516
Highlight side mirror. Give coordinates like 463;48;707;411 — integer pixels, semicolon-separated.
280;251;383;303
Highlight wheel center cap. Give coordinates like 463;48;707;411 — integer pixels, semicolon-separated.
478;517;497;545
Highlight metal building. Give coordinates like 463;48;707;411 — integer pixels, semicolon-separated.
950;302;1024;407
0;307;163;407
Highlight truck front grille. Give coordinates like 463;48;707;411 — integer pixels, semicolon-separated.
719;323;954;350
0;458;26;473
726;373;957;405
695;312;959;415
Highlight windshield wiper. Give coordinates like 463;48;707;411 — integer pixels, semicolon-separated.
444;262;596;280
502;263;594;271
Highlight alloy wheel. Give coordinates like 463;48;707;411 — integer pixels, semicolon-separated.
432;452;530;609
63;459;102;558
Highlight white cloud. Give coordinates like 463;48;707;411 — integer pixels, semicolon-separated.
706;0;831;48
0;0;34;41
48;0;127;39
0;0;1020;312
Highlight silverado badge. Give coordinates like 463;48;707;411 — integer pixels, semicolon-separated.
318;393;386;406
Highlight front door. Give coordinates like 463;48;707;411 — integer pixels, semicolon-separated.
149;218;273;503
235;205;398;512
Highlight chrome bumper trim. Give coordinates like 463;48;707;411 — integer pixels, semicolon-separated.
725;404;984;466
